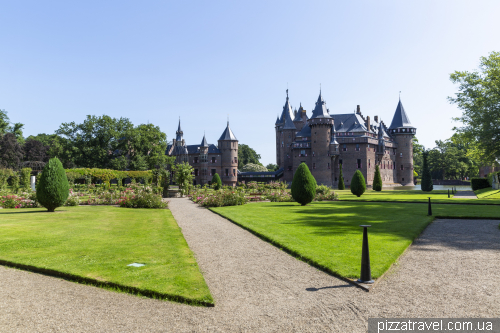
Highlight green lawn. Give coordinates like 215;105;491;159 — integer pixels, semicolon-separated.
0;206;213;306
475;187;500;199
335;189;500;204
211;201;500;279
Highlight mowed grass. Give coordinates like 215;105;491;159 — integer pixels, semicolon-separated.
335;189;500;204
475;187;500;199
211;201;500;279
0;206;213;305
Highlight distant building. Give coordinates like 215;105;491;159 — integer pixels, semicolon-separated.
275;90;416;187
166;120;238;186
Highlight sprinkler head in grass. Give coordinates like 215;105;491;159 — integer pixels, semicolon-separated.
357;225;374;284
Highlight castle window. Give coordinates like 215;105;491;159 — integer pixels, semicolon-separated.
369;159;371;168
312;151;315;157
328;163;330;169
211;169;216;176
233;169;236;176
357;159;361;169
300;149;305;156
355;144;360;151
401;165;404;170
313;163;316;169
234;157;237;164
343;144;347;151
339;159;343;166
194;157;199;163
400;153;403;157
200;154;208;163
195;169;199;176
288;166;292;171
212;157;217;163
225;169;229;176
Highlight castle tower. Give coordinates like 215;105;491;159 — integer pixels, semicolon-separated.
309;90;334;185
276;90;296;182
218;121;238;186
329;125;340;187
293;103;307;132
199;134;209;185
388;98;416;185
172;118;188;164
174;118;185;147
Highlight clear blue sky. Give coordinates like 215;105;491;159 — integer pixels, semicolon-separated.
1;0;499;166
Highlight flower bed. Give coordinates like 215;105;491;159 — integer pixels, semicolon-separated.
190;189;248;207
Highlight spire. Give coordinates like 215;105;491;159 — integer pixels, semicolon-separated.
279;89;296;129
389;98;413;129
275;114;280;125
310;90;331;119
175;118;183;142
330;125;338;145
219;121;238;141
201;133;208;147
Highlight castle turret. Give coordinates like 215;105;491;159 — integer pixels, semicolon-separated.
308;90;334;185
276;90;296;182
199;133;209;185
388;98;416;185
218;121;238;186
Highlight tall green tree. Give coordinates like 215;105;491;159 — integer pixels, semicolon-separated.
372;165;382;191
449;51;500;164
0;133;23;169
27;133;75;168
421;151;433;192
412;137;425;176
36;157;69;212
23;138;50;162
238;144;261;168
174;162;194;196
338;163;345;190
126;123;168;170
266;163;279;171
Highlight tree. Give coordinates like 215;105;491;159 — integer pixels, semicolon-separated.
126;123;168;169
421;151;433;192
0;133;23;169
338;163;345;190
350;170;366;197
0;109;9;135
449;51;500;164
266;163;279;171
373;165;382;191
23;139;49;162
241;163;268;172
238;144;261;168
412;137;425;176
27;133;75;168
130;153;148;171
291;162;316;206
110;155;129;170
36;157;69;212
174;162;194;196
212;173;222;190
0;109;25;143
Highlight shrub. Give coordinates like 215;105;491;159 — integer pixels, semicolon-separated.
421;151;433;192
241;163;268;172
37;158;70;212
471;178;490;191
315;191;338;201
316;185;331;194
373;165;382;191
338;164;345;190
190;188;248;207
8;172;20;193
266;191;294;202
212;173;222;190
350;170;366;197
0;168;14;191
20;168;32;191
119;189;167;209
0;194;22;208
291;163;316;206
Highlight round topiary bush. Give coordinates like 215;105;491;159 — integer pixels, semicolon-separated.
372;165;382;191
212;173;222;190
291;162;317;206
338;164;345;190
350;170;366;197
36;157;69;212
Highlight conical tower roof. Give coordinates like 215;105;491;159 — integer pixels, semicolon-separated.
219;121;238;141
201;133;208;147
280;90;296;130
330;125;338;145
389;98;413;129
175;118;183;141
310;90;331;119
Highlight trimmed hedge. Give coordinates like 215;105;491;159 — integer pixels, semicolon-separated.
291;163;317;206
350;170;366;197
338;164;345;190
37;158;70;212
471;177;490;191
372;165;382;191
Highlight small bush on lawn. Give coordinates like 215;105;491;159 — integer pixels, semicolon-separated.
350;170;366;197
266;191;294;202
119;189;167;209
372;165;382;191
212;173;222;190
471;178;490;191
291;163;317;206
37;158;70;212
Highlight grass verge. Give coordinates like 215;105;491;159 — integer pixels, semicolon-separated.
0;206;213;306
211;201;500;280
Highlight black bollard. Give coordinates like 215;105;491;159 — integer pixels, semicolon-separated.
448;189;450;198
357;225;374;284
428;197;432;215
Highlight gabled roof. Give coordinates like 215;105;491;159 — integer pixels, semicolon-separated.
330;114;365;132
389;98;413;129
310;91;331;119
200;134;208;147
218;121;238;141
166;144;221;156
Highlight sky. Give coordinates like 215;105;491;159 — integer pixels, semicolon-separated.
1;0;500;166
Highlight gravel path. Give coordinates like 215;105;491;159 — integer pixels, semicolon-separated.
1;199;499;332
453;190;478;199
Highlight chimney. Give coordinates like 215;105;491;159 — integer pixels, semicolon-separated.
356;105;361;114
366;116;371;132
374;115;379;123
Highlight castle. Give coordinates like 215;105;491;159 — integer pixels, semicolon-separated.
275;90;416;187
166;120;239;186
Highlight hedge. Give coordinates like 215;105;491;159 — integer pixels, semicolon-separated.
471;177;490;191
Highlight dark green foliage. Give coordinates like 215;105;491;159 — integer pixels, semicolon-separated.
37;158;69;212
350;170;366;197
291;163;317;206
421;151;433;192
20;168;32;191
373;165;382;191
471;178;490;191
0;133;23;169
212;173;222;190
338;164;345;190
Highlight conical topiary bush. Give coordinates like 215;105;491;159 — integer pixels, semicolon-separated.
373;165;382;191
350;170;366;197
338;163;345;190
421;151;433;192
212;173;222;190
291;163;317;206
36;157;70;212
